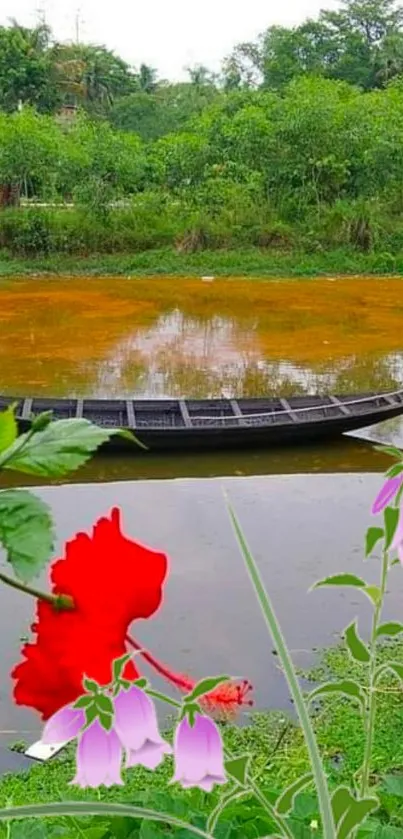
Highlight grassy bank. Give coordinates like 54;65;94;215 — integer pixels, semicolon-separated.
1;641;403;838
0;246;403;279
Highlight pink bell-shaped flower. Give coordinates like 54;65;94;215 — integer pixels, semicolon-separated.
71;718;124;788
113;685;172;770
172;712;227;792
41;703;85;745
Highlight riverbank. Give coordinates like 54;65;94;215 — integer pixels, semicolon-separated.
1;642;403;838
0;247;403;278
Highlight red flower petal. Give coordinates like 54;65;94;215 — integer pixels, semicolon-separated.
12;508;168;720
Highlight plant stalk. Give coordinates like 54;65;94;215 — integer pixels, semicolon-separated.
360;548;389;797
227;502;336;839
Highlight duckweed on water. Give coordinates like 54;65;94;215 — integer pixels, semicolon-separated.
1;641;403;837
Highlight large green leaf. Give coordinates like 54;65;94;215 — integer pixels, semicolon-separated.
384;508;400;550
0;404;18;454
337;797;379;839
345;621;370;664
308;679;366;710
224;755;251;787
332;786;354;828
313;574;366;590
0;489;54;582
365;527;384;558
0;419;140;478
376;622;403;639
276;773;313;815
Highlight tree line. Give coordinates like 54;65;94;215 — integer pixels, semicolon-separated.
1;0;403;258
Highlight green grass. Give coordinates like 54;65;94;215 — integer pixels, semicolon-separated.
0;246;403;278
2;641;403;837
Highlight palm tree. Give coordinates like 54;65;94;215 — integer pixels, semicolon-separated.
138;64;158;93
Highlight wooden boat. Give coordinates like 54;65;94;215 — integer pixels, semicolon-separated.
1;389;403;454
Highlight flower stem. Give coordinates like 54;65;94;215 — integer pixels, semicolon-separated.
227;501;336;839
360;548;389;797
0;570;74;611
145;688;182;710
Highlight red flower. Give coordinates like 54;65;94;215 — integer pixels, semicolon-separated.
12;508;168;720
12;508;253;722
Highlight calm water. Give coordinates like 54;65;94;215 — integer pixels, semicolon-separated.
1;274;403;399
1;276;403;744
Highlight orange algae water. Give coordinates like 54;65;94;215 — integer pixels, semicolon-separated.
0;274;402;399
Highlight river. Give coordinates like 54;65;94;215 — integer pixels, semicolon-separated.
0;274;402;747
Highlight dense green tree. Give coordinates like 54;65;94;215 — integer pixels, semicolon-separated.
109;81;218;140
0;108;62;193
0;20;57;112
59;115;146;210
223;0;403;91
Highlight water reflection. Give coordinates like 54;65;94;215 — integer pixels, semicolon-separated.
0;276;403;399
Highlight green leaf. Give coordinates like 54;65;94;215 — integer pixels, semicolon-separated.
96;694;114;716
376;622;403;639
373;445;403;459
313;574;366;590
224;755;251;787
0;489;54;582
84;704;98;728
291;792;318;820
332;786;354;827
0;419;133;478
186;675;231;702
0;405;18;454
276;773;313;815
382;775;403;797
73;695;94;709
345;621;370;664
384;507;400;550
365;527;384;557
337;797;379;839
99;712;113;731
134;678;148;689
363;586;382;607
83;678;100;694
113;653;132;682
308;679;366;710
182;702;199;728
386;464;403;478
116;428;148;450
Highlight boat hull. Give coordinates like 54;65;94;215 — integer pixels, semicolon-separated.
1;391;402;454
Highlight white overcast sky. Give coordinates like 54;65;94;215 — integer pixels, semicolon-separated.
0;0;338;80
